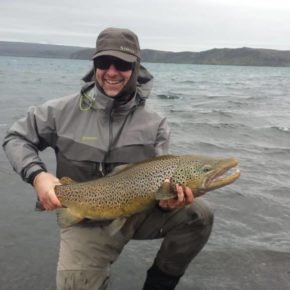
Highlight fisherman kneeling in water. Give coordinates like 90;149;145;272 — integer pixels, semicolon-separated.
3;27;214;290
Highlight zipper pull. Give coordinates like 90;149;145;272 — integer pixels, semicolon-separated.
99;162;105;176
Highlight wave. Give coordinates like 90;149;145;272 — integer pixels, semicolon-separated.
157;94;182;100
193;141;229;151
258;126;290;142
171;117;290;137
211;109;233;117
234;143;290;154
228;99;253;106
179;80;196;84
169;108;234;117
268;126;290;133
171;120;248;130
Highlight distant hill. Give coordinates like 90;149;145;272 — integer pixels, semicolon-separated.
0;41;82;59
1;41;290;67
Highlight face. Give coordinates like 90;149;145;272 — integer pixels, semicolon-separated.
95;56;133;97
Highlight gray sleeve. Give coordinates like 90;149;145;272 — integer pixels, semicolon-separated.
154;117;170;156
2;104;56;183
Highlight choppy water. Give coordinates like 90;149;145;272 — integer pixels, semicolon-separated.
0;56;290;289
149;62;290;252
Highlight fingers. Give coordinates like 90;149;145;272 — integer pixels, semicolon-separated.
176;184;184;202
158;184;194;210
44;193;62;210
175;184;194;204
184;186;194;204
33;172;63;210
39;189;62;210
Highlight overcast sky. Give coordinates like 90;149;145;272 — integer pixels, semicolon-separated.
0;0;290;52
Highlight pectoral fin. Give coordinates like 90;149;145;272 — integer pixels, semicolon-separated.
56;208;84;228
104;217;128;236
156;180;176;200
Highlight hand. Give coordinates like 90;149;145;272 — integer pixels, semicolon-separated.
33;172;62;210
158;180;194;210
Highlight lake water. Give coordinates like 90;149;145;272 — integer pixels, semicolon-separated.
0;56;289;290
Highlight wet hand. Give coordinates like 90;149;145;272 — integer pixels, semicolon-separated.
33;172;62;210
158;180;194;210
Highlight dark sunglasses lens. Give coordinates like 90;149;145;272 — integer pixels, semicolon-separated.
94;57;133;71
94;58;110;70
114;59;133;71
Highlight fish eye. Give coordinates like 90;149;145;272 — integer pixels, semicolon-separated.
202;165;212;173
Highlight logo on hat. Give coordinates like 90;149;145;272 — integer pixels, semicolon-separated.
120;46;135;55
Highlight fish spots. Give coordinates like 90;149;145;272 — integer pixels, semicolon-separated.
54;154;239;223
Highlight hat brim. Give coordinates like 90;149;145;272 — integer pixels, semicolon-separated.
92;50;137;62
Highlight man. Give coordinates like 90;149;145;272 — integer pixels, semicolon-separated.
2;27;213;290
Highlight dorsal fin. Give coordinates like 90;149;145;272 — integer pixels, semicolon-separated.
59;177;76;185
133;155;178;166
106;155;178;177
106;164;132;177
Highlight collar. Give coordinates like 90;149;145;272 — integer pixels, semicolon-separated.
80;84;139;114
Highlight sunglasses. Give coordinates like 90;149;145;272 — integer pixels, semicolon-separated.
94;56;134;72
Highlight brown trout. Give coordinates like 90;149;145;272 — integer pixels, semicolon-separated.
52;154;240;228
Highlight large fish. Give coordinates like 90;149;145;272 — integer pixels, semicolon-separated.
51;154;240;228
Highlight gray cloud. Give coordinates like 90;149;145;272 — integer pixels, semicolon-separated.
0;0;289;51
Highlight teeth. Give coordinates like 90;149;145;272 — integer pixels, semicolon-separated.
214;167;240;180
229;168;240;176
106;80;121;85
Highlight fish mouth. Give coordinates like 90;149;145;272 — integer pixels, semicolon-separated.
205;158;240;191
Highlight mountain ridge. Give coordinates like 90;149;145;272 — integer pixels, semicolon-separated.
1;41;290;67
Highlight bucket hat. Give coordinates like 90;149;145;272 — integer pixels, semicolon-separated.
93;27;141;62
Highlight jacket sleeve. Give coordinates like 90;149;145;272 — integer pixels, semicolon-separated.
2;103;56;183
154;117;170;156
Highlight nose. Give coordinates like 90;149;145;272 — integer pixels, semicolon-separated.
106;64;119;74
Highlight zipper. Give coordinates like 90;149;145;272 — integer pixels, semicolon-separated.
108;106;114;158
98;106;114;176
99;102;137;176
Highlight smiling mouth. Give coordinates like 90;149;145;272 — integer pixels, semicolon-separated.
105;79;122;85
